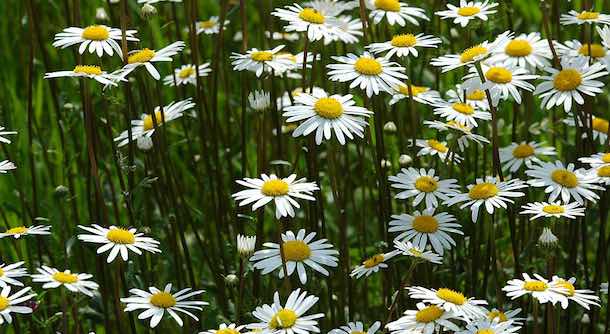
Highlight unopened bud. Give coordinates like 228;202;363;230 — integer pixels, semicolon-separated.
384;121;397;133
141;4;157;18
399;154;412;166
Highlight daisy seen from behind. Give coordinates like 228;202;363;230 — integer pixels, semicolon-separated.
77;224;161;263
32;266;99;297
388;168;460;209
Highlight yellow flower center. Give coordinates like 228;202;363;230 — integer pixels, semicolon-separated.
458;6;481;16
553;69;582;91
128;48;156;64
593;117;609;133
412;215;439;233
485;67;513;84
598;166;610;177
374;0;400;12
0;268;4;277
354;57;383;75
542;204;565;214
505;39;533;57
488;310;508;322
5;226;28;235
460;45;488;63
199;20;216;29
523;280;548;292
150;292;177;308
469;183;499;200
73;65;103;76
409;248;423;257
314;97;344;119
399;85;428;96
578;43;606;58
217;329;240;334
436;288;466;305
299;8;325;24
415;305;444;323
261;179;290;196
391;34;418;47
143;110;164;131
81;25;109;40
447;121;471;132
363;254;384;268
555;279;576;296
602;153;610;163
178;66;195;79
427;139;448;153
269;309;297;329
52;271;79;284
251;51;274;62
577;11;600;20
351;331;366;334
0;296;9;312
476;330;494;334
512;143;535;158
452;102;475;115
414;176;439;193
106;228;135;244
467;90;486;101
281;240;311;261
551;169;578;188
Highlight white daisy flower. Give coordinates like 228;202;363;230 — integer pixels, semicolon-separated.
432;100;491;128
550;276;600;310
237;234;256;257
114;98;194;147
446;85;489;110
32;266;99;297
77;224;161;263
598;25;610;70
163;64;211;86
407;286;487;320
272;4;341;44
579;152;610;168
0;286;36;325
0;262;28;288
199;323;245;334
231;45;294;78
303;0;359;16
538;227;558;247
196;17;229;35
502;273;568;305
52;25;138;58
564;114;610;144
121;283;207;328
283;89;372;145
327;52;407;97
250;229;339;284
525;160;604;204
388;168;460;208
0;160;16;173
390;84;441;106
463;63;538;105
330;321;381;334
431;31;513;72
331;16;364;44
560;10;610;26
557;40;608;64
0;127;17;144
393;240;443;264
423;120;490;152
435;0;498;27
485;308;525;326
249;90;272;112
366;33;441;59
444;176;527;222
366;0;428;26
412;139;463;163
45;65;122;87
489;32;552;70
232;174;319;219
350;250;399;278
119;41;186;80
520;201;585;220
455;318;521;334
499;141;556;173
386;302;460;334
0;225;51;239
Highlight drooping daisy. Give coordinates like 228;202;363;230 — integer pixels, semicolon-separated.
388;168;460;209
534;56;608;112
196;16;229;35
250;229;338;284
327;52;407;97
283;89;372;145
431;31;513;72
0;127;17;144
114;98;194;147
407;286;487;320
520;201;585;220
463;63;538;105
557;40;608;64
485;308;525;326
232;174;319;219
499;141;556;173
44;65;121;87
330;321;381;334
490;32;552;70
350;250;400;278
386;302;460;334
237;234;256;257
550;276;600;310
0;225;51;239
121;283;207;328
560;10;610;26
432;100;491;128
116;41;185;80
366;33;441;59
423;120;490;151
389;208;462;255
435;1;498;27
272;4;340;44
0;286;36;325
0;262;27;288
393;240;443;264
248;289;324;334
538;227;559;247
446;85;489;110
199;323;245;334
455;318;521;334
249;90;272;112
163;63;211;86
389;84;441;105
32;266;99;297
52;25;138;58
502;273;568;305
231;45;294;77
0;160;16;173
366;0;428;26
444;176;527;222
77;224;161;263
411;139;463;163
525;160;604;204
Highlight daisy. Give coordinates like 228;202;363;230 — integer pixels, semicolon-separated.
407;286;487;320
237;234;256;257
44;65;121;87
598;25;610;70
431;31;513;72
502;273;568;305
350;250;399;278
231;45;294;77
538;227;559;247
0;286;36;325
77;224;161;263
456;318;521;334
32;266;99;297
366;0;428;26
534;56;608;112
423;120;490;151
249;90;272;112
114;99;194;147
52;25;138;58
272;4;340;44
116;41;185;80
283;89;372;145
444;176;527;222
0;160;16;173
388;168;460;209
560;10;610;26
432;100;491;128
435;1;498;27
327;52;407;97
550;276;600;310
196;16;228;35
386;302;460;334
0;262;27;288
557;40;607;64
520;201;585;220
463;63;538;105
525;160;604;204
331;16;364;44
0;225;51;239
580;152;610;168
366;33;441;59
0;127;17;144
232;174;319;219
446;84;489;110
389;84;441;105
248;289;324;334
490;32;552;70
389;208;462;255
199;323;245;334
485;308;525;325
499;141;556;173
163;64;211;86
330;321;381;334
250;229;339;284
412;139;463;163
121;283;207;328
393;240;443;264
303;0;359;16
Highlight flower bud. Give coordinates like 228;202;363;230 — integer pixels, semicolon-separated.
141;4;157;18
399;154;412;166
96;7;109;21
137;137;153;151
384;121;397;133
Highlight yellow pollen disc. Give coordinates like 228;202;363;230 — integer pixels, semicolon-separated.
128;48;156;64
298;8;325;24
551;169;578;188
363;254;384;268
106;228;135;244
143;110;164;131
414;176;439;193
460;45;487;63
52;271;79;284
512;143;535;158
602;153;610;163
354;57;383;75
81;25;109;40
74;65;103;76
578;43;606;58
467;90;486;101
391;34;418;47
374;0;400;12
485;67;513;84
150;292;177;308
415;305;444;323
476;330;494;334
399;85;428;96
412;215;439;233
427;139;448;153
593;117;609;133
5;226;27;235
314;97;344;119
178;66;195;79
458;6;481;16
436;288;466;305
447;121;470;132
251;51;273;62
351;331;366;334
542;204;565;214
0;268;4;277
217;329;239;334
452;102;475;115
261;179;290;196
577;11;600;20
469;183;499;200
409;248;423;257
523;280;548;292
488;310;508;322
505;39;533;57
555;279;576;296
0;296;9;312
281;240;311;261
598;166;610;177
269;309;297;329
199;20;216;29
553;69;582;91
